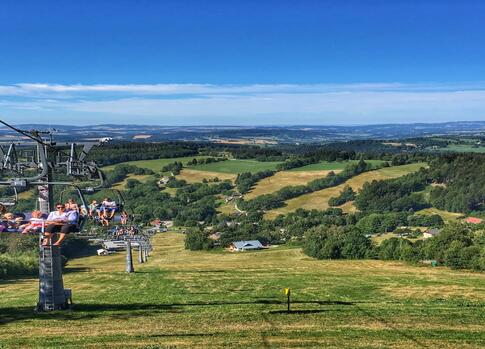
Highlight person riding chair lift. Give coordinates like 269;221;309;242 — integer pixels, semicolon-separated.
43;203;79;246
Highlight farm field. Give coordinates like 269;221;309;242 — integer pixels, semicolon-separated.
288;159;385;172
217;201;237;215
162;187;178;197
416;207;465;223
102;156;210;172
438;144;485;153
1;233;483;348
188;159;283;174
265;163;427;219
111;174;153;190
245;170;341;200
177;169;237;183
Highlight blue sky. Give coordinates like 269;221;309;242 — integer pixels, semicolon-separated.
1;0;485;125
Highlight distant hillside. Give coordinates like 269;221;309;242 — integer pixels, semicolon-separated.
2;121;485;144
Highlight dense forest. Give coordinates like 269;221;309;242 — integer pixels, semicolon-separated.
428;154;485;213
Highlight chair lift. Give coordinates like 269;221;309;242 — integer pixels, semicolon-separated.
56;184;90;232
88;188;128;225
0;187;18;208
0;183;88;234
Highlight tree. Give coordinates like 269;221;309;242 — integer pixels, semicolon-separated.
184;229;211;250
341;230;373;259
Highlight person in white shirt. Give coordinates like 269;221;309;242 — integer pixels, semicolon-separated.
43;203;79;246
101;197;117;219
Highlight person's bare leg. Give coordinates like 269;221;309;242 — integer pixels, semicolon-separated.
53;233;66;246
42;232;52;245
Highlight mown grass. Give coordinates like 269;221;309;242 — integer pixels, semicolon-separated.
265;163;427;219
289;160;385;172
188;159;283;174
102;156;211;172
416;207;465;223
0;232;483;348
176;169;238;184
217;201;237;215
111;174;154;190
440;144;485;153
245;170;340;200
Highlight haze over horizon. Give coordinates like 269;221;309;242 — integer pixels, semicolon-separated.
1;1;485;126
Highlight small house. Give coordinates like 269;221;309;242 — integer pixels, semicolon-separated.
209;232;222;241
161;220;174;228
159;176;171;185
230;240;263;252
423;228;442;239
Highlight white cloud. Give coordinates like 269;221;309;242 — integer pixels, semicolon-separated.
1;82;485;125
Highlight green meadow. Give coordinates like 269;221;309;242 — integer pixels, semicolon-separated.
288;160;386;172
0;233;483;348
188;159;283;174
102;156;211;172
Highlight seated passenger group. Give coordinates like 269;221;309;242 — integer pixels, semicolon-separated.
88;197;119;226
43;202;79;246
1;196;125;242
0;199;82;246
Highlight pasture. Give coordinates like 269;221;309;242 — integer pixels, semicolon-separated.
0;233;483;348
245;170;340;200
102;156;210;172
438;144;485;153
265;163;427;219
188;159;283;174
177;169;237;184
111;174;153;190
416;207;465;223
288;160;385;172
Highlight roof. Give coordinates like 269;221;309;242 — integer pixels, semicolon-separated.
232;240;263;250
465;217;483;224
209;232;222;240
425;228;442;236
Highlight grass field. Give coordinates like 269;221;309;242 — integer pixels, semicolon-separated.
177;169;238;184
217;201;237;215
103;156;210;172
439;144;485;153
416;207;465;223
1;232;483;348
245;170;340;200
162;187;178;197
111;174;153;190
265;163;427;219
188;159;283;174
288;160;385;172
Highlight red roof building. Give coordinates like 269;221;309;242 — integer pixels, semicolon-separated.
465;217;483;224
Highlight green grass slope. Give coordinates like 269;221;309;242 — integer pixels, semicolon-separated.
188;159;283;174
266;163;427;219
0;232;483;348
289;160;385;172
102;156;210;172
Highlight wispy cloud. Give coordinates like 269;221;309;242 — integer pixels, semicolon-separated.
1;82;485;125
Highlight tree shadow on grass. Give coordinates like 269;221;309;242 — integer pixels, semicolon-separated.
268;309;327;314
63;267;92;274
0;303;181;326
0;306;97;326
0;299;354;327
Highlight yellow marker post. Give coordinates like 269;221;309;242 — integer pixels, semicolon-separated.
284;288;291;313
